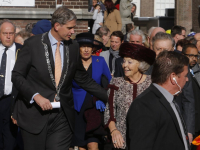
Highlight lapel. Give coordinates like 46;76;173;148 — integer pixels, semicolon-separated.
59;40;68;84
14;43;22;61
149;84;183;140
101;51;110;68
92;56;100;80
190;72;200;88
43;33;55;76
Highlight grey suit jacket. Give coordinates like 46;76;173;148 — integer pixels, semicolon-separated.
100;50;110;71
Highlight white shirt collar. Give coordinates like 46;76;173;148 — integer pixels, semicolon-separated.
0;43;15;52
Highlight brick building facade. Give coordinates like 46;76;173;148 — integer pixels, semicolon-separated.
0;0;91;34
132;0;200;34
0;0;199;34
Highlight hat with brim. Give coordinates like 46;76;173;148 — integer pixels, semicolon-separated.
76;32;103;51
119;43;156;65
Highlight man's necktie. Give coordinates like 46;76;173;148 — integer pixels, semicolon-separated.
55;42;62;87
173;99;191;150
0;47;8;98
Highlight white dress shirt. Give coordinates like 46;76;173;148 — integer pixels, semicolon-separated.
0;43;16;95
30;31;64;103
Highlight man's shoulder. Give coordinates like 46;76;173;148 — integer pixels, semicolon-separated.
100;50;109;56
128;85;161;117
14;42;22;49
133;85;160;106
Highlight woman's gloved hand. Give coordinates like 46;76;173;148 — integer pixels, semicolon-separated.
96;100;106;112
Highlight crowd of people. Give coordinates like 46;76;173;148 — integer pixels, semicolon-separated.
0;1;200;150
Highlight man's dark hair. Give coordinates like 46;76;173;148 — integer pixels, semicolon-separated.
171;25;185;37
176;39;190;50
152;51;189;84
182;43;198;54
110;31;124;42
185;36;197;45
126;23;134;33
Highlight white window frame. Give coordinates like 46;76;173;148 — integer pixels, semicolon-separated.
154;0;175;17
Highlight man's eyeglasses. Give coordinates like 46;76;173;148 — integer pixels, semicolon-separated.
184;53;200;59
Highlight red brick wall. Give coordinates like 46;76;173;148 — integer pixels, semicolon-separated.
0;0;88;9
35;0;56;8
63;0;88;9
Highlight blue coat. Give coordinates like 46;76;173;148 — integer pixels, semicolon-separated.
72;56;112;112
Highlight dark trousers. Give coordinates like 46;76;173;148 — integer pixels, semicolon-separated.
21;108;73;150
0;95;18;150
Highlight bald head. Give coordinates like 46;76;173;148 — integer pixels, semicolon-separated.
149;27;165;49
194;33;200;51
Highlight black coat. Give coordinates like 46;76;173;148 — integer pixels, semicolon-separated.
12;33;108;134
190;73;200;134
127;84;186;150
114;57;124;77
146;65;195;134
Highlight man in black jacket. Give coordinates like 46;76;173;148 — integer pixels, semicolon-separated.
182;44;200;149
12;7;107;150
146;32;195;143
127;51;190;150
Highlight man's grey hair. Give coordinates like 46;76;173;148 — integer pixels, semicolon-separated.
138;61;150;73
0;19;16;32
127;30;145;43
51;6;77;27
152;32;175;48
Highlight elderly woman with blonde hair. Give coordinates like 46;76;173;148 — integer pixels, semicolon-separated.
104;43;156;149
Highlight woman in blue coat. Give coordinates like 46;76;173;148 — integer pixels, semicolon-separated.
71;32;112;150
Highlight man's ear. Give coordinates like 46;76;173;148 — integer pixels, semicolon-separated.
54;22;61;31
170;73;176;85
122;40;124;43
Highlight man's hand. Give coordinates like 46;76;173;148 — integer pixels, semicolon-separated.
34;94;52;111
188;133;193;144
11;116;18;126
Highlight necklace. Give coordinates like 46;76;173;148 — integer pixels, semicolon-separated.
128;74;143;84
127;74;144;102
82;58;92;70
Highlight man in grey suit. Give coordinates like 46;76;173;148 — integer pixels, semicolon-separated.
100;31;124;75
